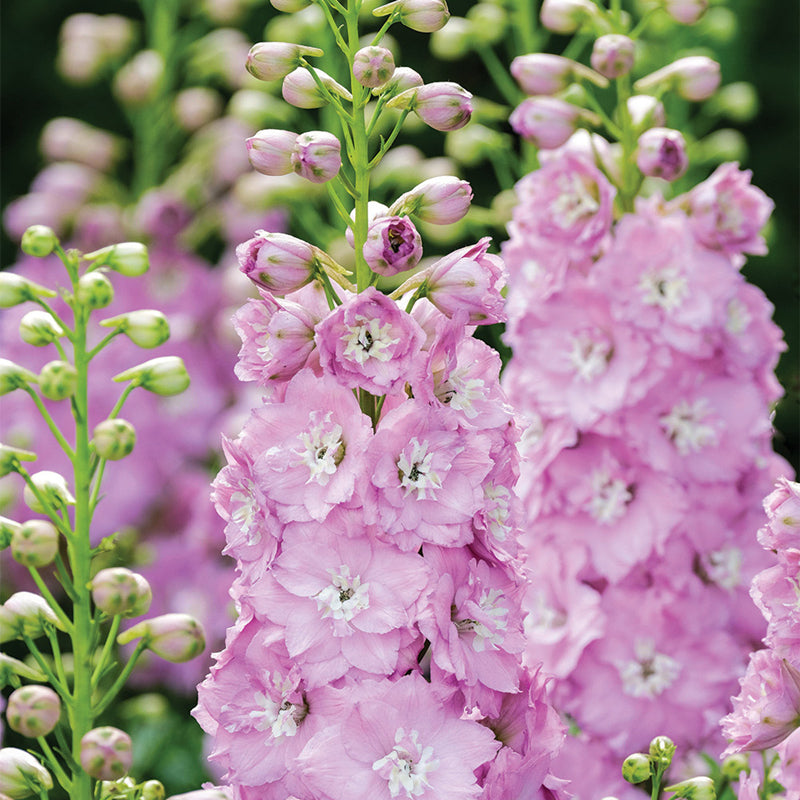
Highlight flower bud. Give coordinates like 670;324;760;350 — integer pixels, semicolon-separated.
0;516;22;548
0;273;56;308
141;781;166;800
270;0;313;10
246;42;323;82
540;0;600;34
0;653;47;687
430;17;474;61
621;753;652;784
2;592;66;641
10;519;59;568
80;726;133;780
634;56;721;102
377;66;424;97
466;3;506;45
174;87;222;132
19;310;63;347
6;685;61;738
0;747;53;798
389;82;472;132
246;129;298;176
373;0;450;33
118;613;206;662
0;359;38;396
591;35;636;79
112;357;191;396
113;50;164;106
20;225;59;258
0;445;36;478
637;127;688;181
291;131;342;183
99;309;170;349
236;231;319;294
664;0;708;25
91;418;137;461
389;176;473;224
85;242;149;276
511;53;608;95
282;67;352;109
627;94;667;131
91;567;152;616
649;735;676;765
363;216;422;276
38;360;78;401
510;96;582;149
664;777;716;799
720;754;749;781
75;271;114;308
353;45;396;88
24;470;76;513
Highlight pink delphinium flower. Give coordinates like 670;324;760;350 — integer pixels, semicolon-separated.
315;287;426;395
759;475;800;551
362;215;423;276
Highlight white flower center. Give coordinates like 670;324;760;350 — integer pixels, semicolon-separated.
725;298;751;335
222;683;304;741
342;315;398;365
568;329;613;381
455;588;509;652
716;190;745;235
638;267;688;311
525;591;567;632
552;173;600;228
619;639;681;698
660;398;718;455
586;469;633;524
373;728;439;798
397;438;442;500
314;564;370;623
483;482;511;541
230;480;262;545
522;258;543;283
435;371;485;418
702;546;742;590
296;410;344;485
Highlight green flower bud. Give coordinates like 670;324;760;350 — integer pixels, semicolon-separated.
664;777;716;800
466;3;507;45
23;470;76;513
100;309;170;348
0;747;54;798
113;356;190;396
10;519;59;568
622;753;652;784
0;444;37;478
0;516;22;548
0;653;47;688
445;123;508;167
6;685;61;738
0;273;56;308
141;780;166;800
720;753;749;781
430;17;474;61
91;567;152;617
0;359;38;395
649;735;676;768
38;360;78;401
1;591;67;642
20;224;59;257
92;418;137;461
19;310;64;346
75;271;115;309
118;613;206;662
85;242;149;277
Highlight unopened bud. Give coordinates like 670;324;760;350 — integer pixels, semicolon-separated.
377;66;424;97
706;81;759;123
118;613;206;662
510;96;584;149
0;273;57;308
85;242;149;276
389;81;472;132
174;87;223;132
663;0;708;25
19;310;63;347
591;35;636;79
720;754;749;781
540;0;600;34
112;357;191;396
270;0;313;10
141;780;166;800
38;360;78;401
0;516;22;548
20;225;59;258
637;127;688;181
664;777;715;800
622;753;652;784
0;445;36;478
430;18;474;61
373;0;451;33
99;309;170;349
511;53;608;95
10;519;59;568
0;747;53;797
389;176;473;224
113;50;164;106
466;3;506;45
282;67;352;109
80;726;133;780
236;230;318;294
92;418;137;461
6;685;61;738
91;567;152;617
363;216;422;276
353;45;396;88
75;271;114;308
0;653;48;687
291;131;342;183
2;591;67;641
0;359;38;396
246;129;298;176
635;56;721;102
649;735;676;766
246;42;323;82
627;94;667;131
24;470;76;513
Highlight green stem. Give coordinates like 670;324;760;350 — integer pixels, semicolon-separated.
368;109;411;169
28;567;74;633
327;182;356;227
15;466;74;539
22;386;75;460
317;0;350;52
91;615;122;688
37;734;72;792
582;90;622;139
93;640;148;717
46;624;69;689
32;297;74;341
54;552;79;602
87;329;122;361
476;44;522;107
615;73;637;212
511;0;537;55
370;10;398;46
21;634;71;704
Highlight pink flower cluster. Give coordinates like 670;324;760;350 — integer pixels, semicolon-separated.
501;143;792;797
720;477;800;792
195;200;567;799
